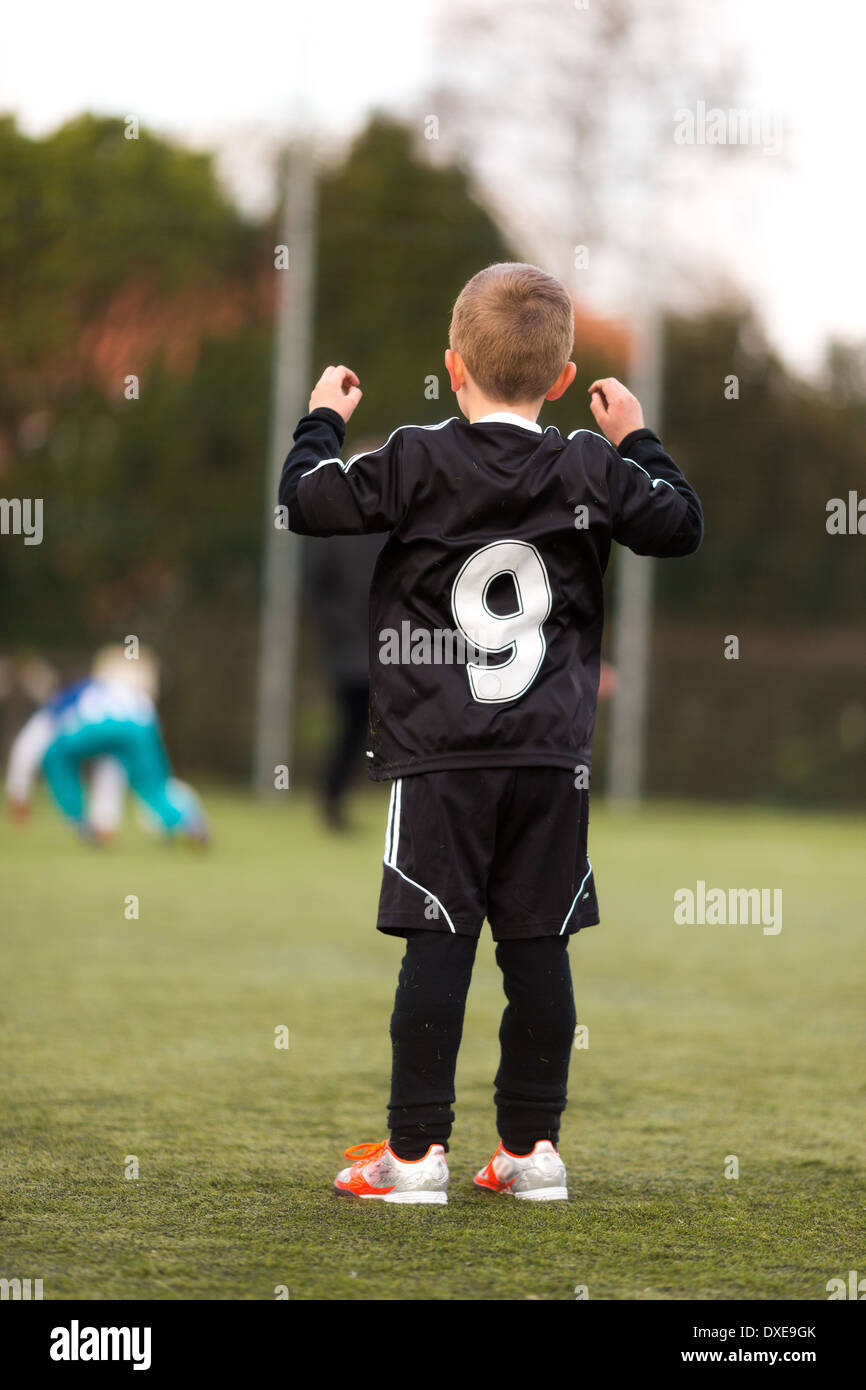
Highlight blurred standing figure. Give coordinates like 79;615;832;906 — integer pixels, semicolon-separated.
5;645;208;844
305;529;382;830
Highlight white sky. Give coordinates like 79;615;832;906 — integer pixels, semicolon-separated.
1;0;863;374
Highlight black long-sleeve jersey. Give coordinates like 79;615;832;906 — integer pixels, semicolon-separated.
279;406;703;780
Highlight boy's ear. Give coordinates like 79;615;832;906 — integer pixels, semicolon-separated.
444;348;465;394
545;361;577;402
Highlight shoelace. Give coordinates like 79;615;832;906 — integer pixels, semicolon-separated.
344;1141;388;1163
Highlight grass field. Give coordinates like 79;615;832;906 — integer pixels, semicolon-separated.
1;788;863;1301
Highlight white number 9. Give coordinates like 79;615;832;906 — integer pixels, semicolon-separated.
451;540;551;703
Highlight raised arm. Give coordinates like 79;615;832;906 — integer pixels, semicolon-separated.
589;376;703;558
278;365;403;537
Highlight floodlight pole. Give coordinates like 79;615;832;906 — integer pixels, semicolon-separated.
607;302;664;805
253;140;317;798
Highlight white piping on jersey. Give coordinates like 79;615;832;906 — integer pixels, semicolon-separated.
383;778;457;934
567;427;675;492
299;419;459;480
559;861;594;936
345;418;457;471
473;411;541;433
299;455;341;479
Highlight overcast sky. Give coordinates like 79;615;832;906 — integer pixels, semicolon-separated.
2;0;863;374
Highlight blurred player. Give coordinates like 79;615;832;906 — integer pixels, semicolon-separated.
5;645;207;845
305;525;382;831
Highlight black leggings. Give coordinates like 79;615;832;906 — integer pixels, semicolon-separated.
387;931;577;1159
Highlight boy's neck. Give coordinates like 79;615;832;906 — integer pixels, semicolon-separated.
467;400;542;426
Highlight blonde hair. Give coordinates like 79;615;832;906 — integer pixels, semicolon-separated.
91;644;159;698
449;263;575;403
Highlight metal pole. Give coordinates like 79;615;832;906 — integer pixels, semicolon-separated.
253;140;317;797
606;304;663;805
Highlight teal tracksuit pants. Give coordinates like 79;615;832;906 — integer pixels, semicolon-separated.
42;718;186;831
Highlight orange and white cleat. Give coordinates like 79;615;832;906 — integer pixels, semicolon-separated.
333;1140;449;1204
474;1140;568;1202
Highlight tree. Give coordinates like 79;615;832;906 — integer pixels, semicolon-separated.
314;115;512;448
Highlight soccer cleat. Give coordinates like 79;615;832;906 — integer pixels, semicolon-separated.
333;1140;449;1204
474;1140;568;1201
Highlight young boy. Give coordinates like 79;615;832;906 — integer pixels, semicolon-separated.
279;262;703;1204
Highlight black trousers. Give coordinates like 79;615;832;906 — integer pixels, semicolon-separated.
387;930;577;1159
322;678;369;803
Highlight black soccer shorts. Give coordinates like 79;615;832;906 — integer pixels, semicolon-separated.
376;767;599;940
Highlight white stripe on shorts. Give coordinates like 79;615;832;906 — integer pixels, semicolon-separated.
382;777;456;933
559;860;594;936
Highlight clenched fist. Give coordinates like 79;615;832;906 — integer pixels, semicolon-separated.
309;365;363;423
588;377;644;447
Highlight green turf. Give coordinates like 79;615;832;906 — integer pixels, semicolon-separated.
1;789;863;1301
